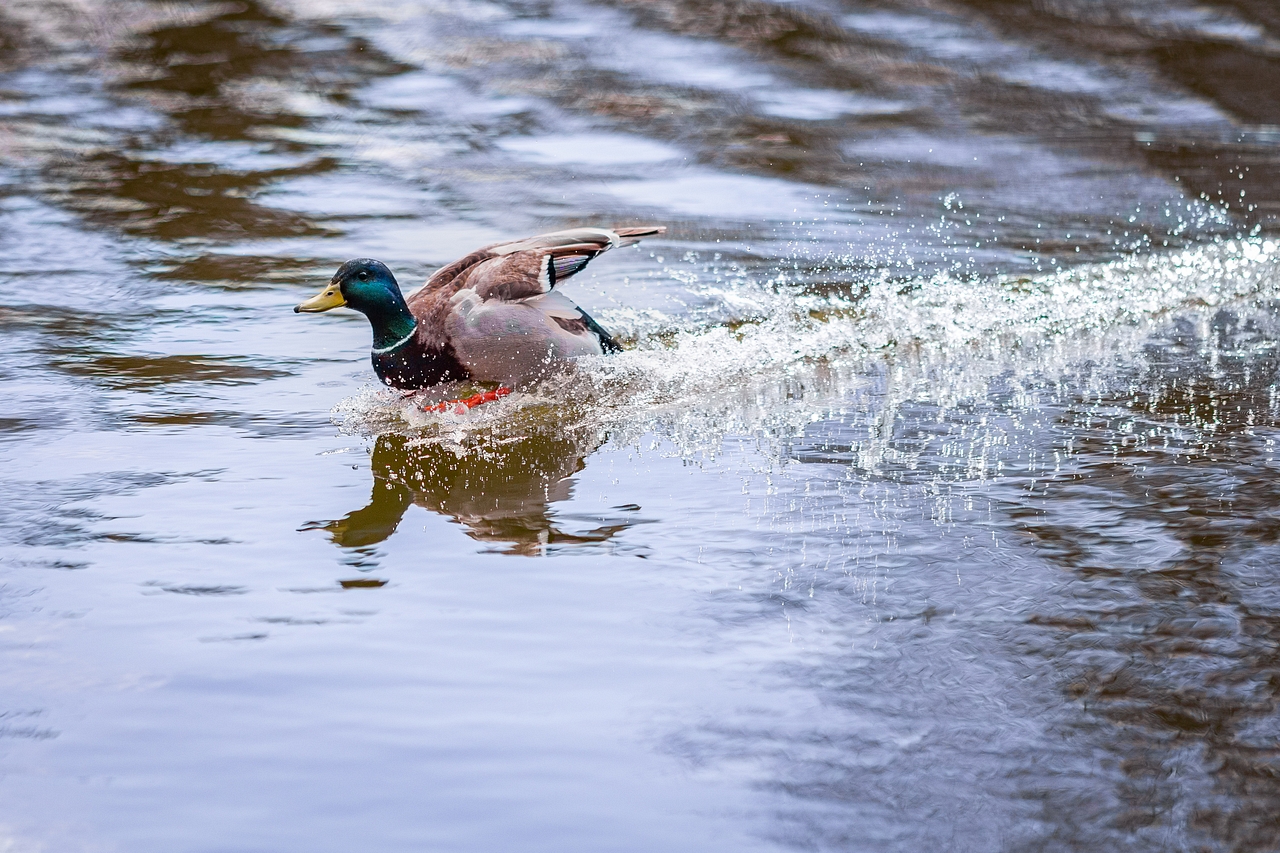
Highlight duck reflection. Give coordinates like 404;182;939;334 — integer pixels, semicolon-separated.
311;430;630;556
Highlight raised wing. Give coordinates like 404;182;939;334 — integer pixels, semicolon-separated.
410;225;665;307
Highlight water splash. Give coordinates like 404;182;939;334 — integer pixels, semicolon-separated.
333;238;1280;459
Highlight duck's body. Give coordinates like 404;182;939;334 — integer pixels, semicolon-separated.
296;225;664;390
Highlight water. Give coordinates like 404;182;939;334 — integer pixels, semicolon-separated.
3;0;1280;850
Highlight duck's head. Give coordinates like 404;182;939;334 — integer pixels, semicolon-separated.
295;258;403;316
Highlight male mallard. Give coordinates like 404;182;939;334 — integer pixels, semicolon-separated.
295;225;665;394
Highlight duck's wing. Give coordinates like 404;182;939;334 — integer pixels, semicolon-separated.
410;225;665;306
445;289;619;385
410;225;662;371
489;225;664;261
524;290;623;354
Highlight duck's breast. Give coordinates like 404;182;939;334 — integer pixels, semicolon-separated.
371;334;468;389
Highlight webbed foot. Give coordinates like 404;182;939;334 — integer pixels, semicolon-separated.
421;387;512;414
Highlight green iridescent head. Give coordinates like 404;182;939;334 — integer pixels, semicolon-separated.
295;259;417;351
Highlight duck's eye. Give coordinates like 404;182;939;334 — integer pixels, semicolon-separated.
357;271;369;281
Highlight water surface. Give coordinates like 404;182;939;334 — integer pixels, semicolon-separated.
3;0;1280;850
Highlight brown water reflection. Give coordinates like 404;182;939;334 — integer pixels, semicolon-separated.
308;429;632;556
111;0;405;138
735;308;1280;851
16;0;406;247
1012;313;1280;850
47;151;332;240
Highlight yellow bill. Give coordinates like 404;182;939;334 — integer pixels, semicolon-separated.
295;284;346;313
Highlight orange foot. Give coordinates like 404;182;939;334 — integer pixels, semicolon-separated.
422;386;512;414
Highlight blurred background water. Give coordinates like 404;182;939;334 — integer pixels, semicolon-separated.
3;0;1280;850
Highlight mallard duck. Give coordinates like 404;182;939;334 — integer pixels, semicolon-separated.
295;225;665;394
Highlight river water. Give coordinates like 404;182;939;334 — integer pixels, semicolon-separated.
3;0;1280;850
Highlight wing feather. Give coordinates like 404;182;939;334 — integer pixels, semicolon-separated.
551;253;594;283
409;224;665;310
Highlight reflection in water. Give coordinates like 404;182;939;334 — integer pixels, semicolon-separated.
1011;312;1280;850
112;0;405;139
26;0;405;246
715;308;1280;851
309;429;630;556
48;150;332;241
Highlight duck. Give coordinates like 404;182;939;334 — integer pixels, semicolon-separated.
295;225;664;398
